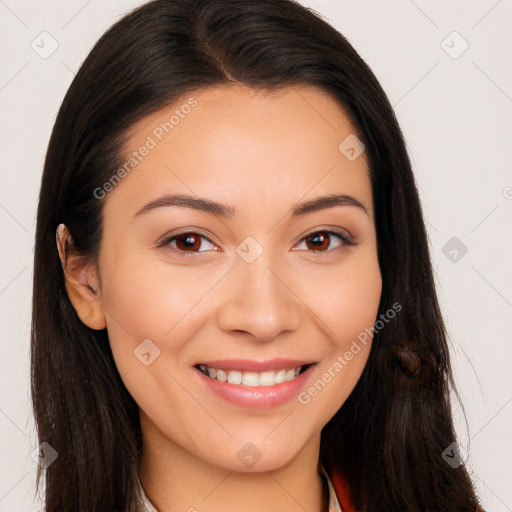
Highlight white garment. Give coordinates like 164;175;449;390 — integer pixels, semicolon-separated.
139;465;342;511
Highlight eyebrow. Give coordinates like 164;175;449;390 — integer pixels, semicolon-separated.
134;193;369;219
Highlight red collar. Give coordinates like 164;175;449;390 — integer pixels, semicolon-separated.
328;467;357;511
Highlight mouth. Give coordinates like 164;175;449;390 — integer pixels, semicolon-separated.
194;362;316;387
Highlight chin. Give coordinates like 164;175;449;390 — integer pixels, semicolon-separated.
203;436;309;474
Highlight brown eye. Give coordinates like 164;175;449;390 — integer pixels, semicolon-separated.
175;233;202;252
159;232;217;254
297;230;353;253
305;231;330;251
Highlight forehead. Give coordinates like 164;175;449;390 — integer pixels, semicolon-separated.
107;84;372;219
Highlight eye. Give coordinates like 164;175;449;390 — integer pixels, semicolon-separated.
157;228;354;256
157;231;218;254
293;230;354;253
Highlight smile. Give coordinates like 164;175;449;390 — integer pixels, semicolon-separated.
195;364;313;386
193;360;317;409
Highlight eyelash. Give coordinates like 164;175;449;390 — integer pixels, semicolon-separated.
157;229;355;256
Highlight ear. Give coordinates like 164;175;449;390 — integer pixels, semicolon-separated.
56;224;106;330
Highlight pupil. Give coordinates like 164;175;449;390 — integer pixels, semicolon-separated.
309;232;328;251
178;234;199;251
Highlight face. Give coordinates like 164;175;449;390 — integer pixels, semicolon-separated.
93;84;382;472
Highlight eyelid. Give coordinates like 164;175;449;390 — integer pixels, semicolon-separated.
157;226;355;256
297;226;354;246
156;228;220;253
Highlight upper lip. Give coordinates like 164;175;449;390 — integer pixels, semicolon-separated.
195;359;317;372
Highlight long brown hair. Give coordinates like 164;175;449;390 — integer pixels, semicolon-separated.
31;0;481;510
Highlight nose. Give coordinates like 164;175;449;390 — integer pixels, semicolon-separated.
216;253;301;343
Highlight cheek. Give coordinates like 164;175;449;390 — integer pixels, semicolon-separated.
99;256;212;372
294;251;381;415
102;260;209;342
301;249;382;345
98;259;211;430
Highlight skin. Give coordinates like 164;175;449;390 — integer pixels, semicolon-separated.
58;84;382;512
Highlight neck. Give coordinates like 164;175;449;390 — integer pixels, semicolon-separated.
138;412;326;512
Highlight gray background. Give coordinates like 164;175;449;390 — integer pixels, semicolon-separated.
1;0;511;510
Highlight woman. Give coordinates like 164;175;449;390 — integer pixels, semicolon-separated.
31;0;483;510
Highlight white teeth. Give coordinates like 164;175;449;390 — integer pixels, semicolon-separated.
285;369;296;381
242;371;259;386
197;364;304;386
216;369;227;382
258;370;275;386
227;371;242;384
274;369;286;384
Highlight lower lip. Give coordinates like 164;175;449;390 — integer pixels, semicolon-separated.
194;365;316;409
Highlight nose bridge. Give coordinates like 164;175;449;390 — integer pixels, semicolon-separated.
216;248;301;341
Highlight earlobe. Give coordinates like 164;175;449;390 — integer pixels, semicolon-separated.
56;223;106;330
